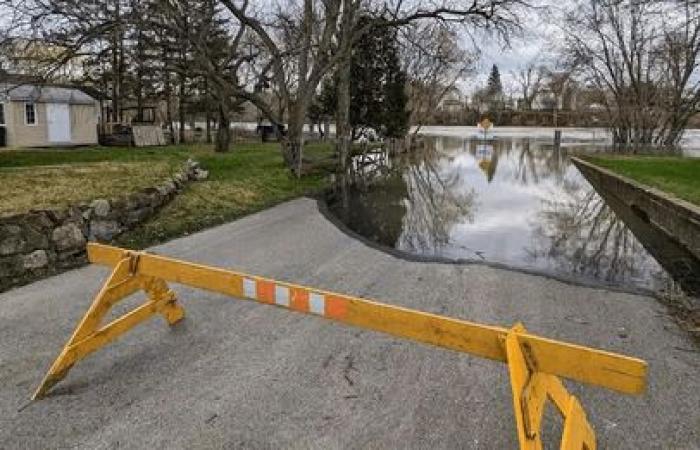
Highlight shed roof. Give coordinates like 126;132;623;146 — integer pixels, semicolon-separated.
0;83;96;105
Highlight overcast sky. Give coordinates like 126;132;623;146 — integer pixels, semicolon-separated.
460;3;561;95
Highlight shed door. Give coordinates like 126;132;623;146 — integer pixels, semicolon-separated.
47;103;71;143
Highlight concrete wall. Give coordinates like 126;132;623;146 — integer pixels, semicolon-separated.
573;157;700;261
5;101;98;147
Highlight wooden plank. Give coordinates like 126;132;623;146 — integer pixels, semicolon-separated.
518;332;646;395
65;297;167;364
505;326;543;450
71;258;135;343
34;257;145;400
560;396;597;450
87;243;647;395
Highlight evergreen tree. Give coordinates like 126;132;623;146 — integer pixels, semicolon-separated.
486;64;503;98
346;15;410;139
349;15;384;138
486;64;504;111
382;31;409;138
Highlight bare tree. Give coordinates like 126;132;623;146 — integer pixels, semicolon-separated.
400;22;474;135
512;59;544;110
0;0;134;118
543;68;576;126
562;0;700;147
210;0;528;175
2;0;529;172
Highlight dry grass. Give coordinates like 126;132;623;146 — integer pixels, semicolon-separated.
116;143;332;248
0;161;178;216
658;291;700;345
0;142;334;248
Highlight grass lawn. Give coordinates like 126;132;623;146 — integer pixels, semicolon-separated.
584;155;700;206
0;141;335;248
1;161;179;215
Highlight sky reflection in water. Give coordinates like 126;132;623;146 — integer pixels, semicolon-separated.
328;136;698;294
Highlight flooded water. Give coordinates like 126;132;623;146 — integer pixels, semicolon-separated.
326;135;700;295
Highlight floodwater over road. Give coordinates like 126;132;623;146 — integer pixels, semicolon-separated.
326;135;700;295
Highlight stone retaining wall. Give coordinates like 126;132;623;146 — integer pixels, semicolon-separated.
572;156;700;261
0;159;208;292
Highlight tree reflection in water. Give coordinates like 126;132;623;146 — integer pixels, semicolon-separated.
529;182;649;280
527;178;695;294
330;141;476;254
327;135;694;294
397;145;476;254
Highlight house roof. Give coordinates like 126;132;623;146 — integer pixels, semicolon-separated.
0;83;96;105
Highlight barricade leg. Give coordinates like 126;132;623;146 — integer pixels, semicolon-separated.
32;253;185;400
505;323;596;450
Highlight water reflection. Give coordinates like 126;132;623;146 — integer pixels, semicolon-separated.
398;150;476;254
327;136;699;294
527;180;678;290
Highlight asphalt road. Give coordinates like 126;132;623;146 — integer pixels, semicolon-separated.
1;198;698;449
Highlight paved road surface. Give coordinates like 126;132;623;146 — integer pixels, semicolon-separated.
1;198;698;449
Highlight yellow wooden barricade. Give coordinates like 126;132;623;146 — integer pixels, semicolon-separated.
34;243;647;449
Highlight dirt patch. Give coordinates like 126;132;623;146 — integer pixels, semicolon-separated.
658;291;700;344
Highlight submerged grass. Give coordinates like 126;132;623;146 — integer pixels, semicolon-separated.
585;155;700;206
0;141;335;248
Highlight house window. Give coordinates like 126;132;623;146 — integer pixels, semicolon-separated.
142;108;155;123
0;103;5;125
25;103;37;125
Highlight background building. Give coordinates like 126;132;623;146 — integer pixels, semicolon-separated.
0;83;99;147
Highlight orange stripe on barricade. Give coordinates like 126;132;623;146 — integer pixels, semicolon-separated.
290;288;309;312
256;280;275;304
325;295;348;320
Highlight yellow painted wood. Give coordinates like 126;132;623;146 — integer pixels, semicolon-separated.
70;258;134;342
514;331;645;395
73;276;143;342
505;325;597;450
544;372;575;416
505;325;544;450
142;277;185;325
85;243;647;395
33;257;137;399
64;294;173;366
33;253;185;400
560;396;596;450
34;243;639;448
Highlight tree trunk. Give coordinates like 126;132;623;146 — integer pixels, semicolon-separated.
205;78;212;144
111;0;122;123
215;106;232;152
336;56;352;175
179;75;186;144
162;32;175;144
178;9;188;144
135;13;144;123
283;120;305;177
283;101;308;177
165;81;175;144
